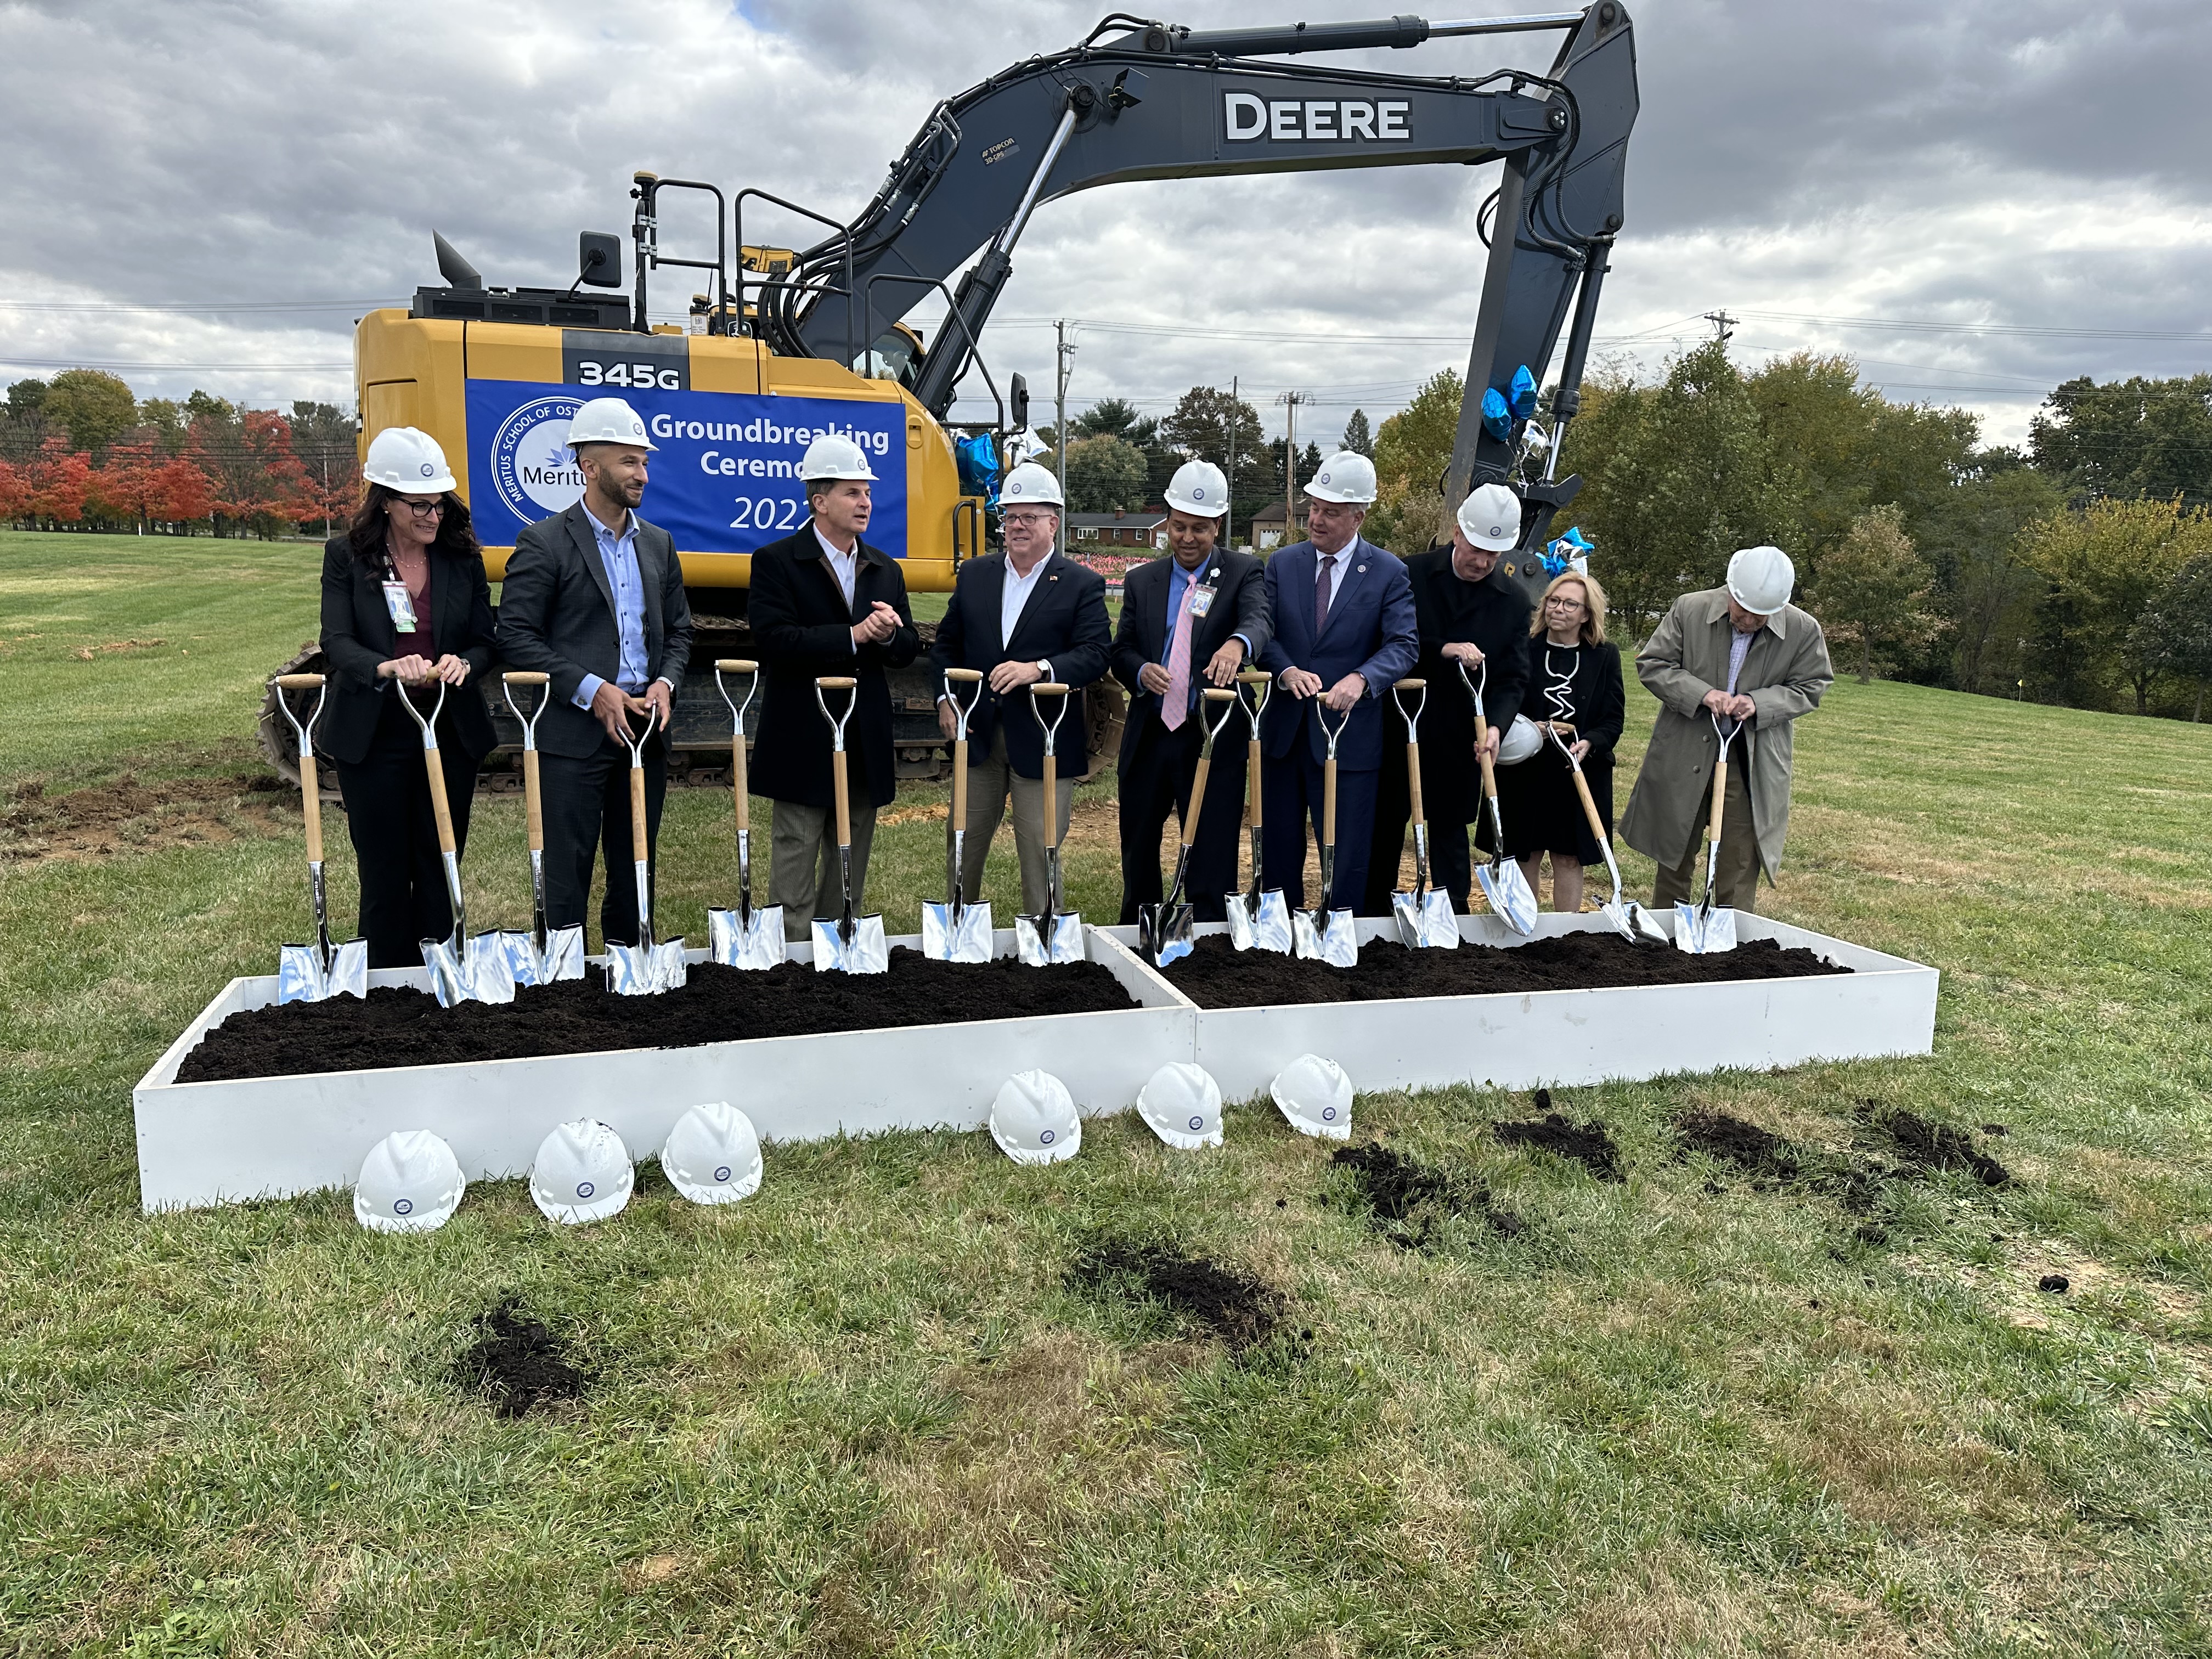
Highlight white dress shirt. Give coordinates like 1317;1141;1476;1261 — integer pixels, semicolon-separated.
1002;550;1053;644
814;523;859;607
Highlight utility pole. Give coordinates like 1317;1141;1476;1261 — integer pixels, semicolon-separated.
1054;319;1075;552
1702;310;1739;344
1226;375;1239;546
1278;389;1309;550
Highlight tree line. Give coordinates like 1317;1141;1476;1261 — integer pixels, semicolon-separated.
0;369;359;539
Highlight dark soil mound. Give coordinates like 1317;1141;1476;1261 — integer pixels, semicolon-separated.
1493;1091;1624;1182
1870;1107;2010;1186
453;1301;586;1418
1675;1110;1802;1179
1161;931;1846;1008
177;949;1137;1082
1070;1242;1283;1352
1331;1142;1524;1246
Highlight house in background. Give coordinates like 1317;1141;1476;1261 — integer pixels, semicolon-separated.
1065;507;1170;549
1249;499;1309;551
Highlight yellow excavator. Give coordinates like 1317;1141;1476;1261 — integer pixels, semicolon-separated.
264;4;1637;785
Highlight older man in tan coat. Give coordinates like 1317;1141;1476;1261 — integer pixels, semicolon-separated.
1621;545;1833;913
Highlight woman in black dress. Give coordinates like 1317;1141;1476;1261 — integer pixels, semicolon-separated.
318;427;499;967
1494;570;1623;914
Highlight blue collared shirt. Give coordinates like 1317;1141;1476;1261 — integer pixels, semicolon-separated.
1158;558;1252;712
573;510;653;710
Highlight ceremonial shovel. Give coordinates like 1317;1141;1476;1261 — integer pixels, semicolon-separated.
810;677;888;974
706;659;785;969
1015;682;1084;966
922;667;993;962
1458;658;1539;937
1674;713;1741;955
1291;701;1358;968
606;702;688;995
1388;678;1460;949
271;674;367;1003
1223;668;1291;953
394;679;517;1007
1139;686;1240;967
498;672;584;985
1545;720;1668;946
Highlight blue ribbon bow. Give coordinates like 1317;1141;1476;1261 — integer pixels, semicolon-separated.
1541;526;1594;579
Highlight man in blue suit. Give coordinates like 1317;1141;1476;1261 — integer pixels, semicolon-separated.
1256;450;1420;914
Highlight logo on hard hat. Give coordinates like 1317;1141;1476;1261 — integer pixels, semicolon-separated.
489;393;588;522
419;463;435;478
1192;486;1206;500
1318;471;1332;484
1488;524;1505;538
393;1197;414;1215
1323;1106;1338;1121
1189;1115;1205;1131
714;1165;732;1183
576;1180;595;1199
1039;1128;1056;1144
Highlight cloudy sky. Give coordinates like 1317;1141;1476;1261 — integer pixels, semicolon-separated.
2;0;2205;449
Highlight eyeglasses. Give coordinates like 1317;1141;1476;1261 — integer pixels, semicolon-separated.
1545;595;1584;608
395;499;447;520
1003;511;1055;527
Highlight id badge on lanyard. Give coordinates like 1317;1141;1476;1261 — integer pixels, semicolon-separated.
381;579;419;633
1188;581;1217;619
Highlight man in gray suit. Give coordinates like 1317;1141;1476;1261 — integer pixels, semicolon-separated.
495;396;694;948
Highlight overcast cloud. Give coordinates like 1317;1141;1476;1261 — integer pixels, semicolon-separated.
2;0;2206;448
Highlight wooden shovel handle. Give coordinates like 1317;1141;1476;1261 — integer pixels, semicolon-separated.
1707;749;1729;845
1569;761;1608;844
1405;738;1425;830
1393;677;1426;691
502;671;549;686
1041;752;1058;850
945;667;984;684
1247;735;1264;828
297;751;324;862
1183;753;1213;850
1471;702;1500;807
729;720;749;833
275;673;324;690
951;737;969;825
1323;753;1338;850
715;658;757;673
422;746;459;857
630;758;651;860
831;746;851;849
816;675;858;690
523;748;545;853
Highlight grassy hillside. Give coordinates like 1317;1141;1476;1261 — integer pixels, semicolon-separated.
2;529;2208;1656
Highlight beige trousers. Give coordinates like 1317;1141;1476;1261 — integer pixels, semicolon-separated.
1650;760;1760;913
962;725;1077;917
769;796;879;942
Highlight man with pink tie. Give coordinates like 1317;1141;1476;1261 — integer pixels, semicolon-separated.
1110;460;1272;926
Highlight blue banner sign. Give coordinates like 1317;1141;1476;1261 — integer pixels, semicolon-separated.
462;379;910;557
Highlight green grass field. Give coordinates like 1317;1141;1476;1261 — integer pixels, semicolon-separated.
3;529;2209;1657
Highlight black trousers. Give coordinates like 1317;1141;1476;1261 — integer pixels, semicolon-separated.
1364;744;1475;917
541;730;667;949
334;696;481;969
1116;713;1250;926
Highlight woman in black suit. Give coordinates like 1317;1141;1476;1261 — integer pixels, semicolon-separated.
1494;570;1624;915
318;427;498;967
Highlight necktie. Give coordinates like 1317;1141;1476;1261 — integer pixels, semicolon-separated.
1314;552;1339;636
1161;574;1197;731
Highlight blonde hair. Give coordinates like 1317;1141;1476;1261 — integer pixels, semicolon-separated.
1531;570;1608;646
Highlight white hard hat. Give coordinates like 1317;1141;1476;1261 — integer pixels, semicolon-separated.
1136;1061;1224;1150
1270;1053;1353;1141
1455;483;1522;552
1001;461;1064;509
659;1102;763;1206
989;1069;1081;1165
1726;545;1796;614
1496;713;1544;765
1164;459;1229;518
529;1118;634;1224
566;397;656;452
363;426;456;494
799;432;877;482
1304;450;1376;505
353;1128;465;1233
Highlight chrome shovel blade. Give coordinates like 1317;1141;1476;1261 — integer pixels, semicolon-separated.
1138;901;1195;967
709;904;788;970
277;943;324;1005
500;926;585;987
1015;912;1085;967
1621;900;1672;947
1292;908;1358;968
1224;890;1294;954
421;938;469;1008
811;915;889;974
499;930;541;987
1476;860;1541;937
653;938;689;990
326;937;368;999
1392;887;1462;949
463;933;517;1005
920;899;995;963
1673;902;1739;955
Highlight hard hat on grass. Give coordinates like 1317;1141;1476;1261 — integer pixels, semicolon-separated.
363;427;456;494
566;397;656;452
660;1102;763;1205
990;1070;1080;1165
1304;450;1376;505
1456;483;1522;552
1726;545;1795;614
531;1119;635;1224
1137;1061;1224;1150
1271;1053;1353;1141
354;1128;465;1233
799;433;877;482
1001;461;1064;509
1164;460;1229;518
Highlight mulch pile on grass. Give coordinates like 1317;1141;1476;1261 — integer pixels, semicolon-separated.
1493;1088;1624;1181
177;950;1137;1081
1069;1242;1283;1352
453;1301;586;1418
1674;1110;1804;1180
1332;1142;1523;1246
1867;1104;2011;1186
1160;931;1847;1008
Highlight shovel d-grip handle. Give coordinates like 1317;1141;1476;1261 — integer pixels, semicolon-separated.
944;668;984;826
1392;679;1429;831
1235;669;1270;833
815;677;859;848
1705;714;1735;847
1030;683;1071;853
715;659;760;836
1314;702;1352;853
503;672;552;853
274;674;328;863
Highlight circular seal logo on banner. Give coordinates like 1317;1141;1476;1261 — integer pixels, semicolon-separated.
489;394;588;522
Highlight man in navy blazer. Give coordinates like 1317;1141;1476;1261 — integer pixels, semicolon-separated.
1255;450;1419;915
930;462;1113;916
